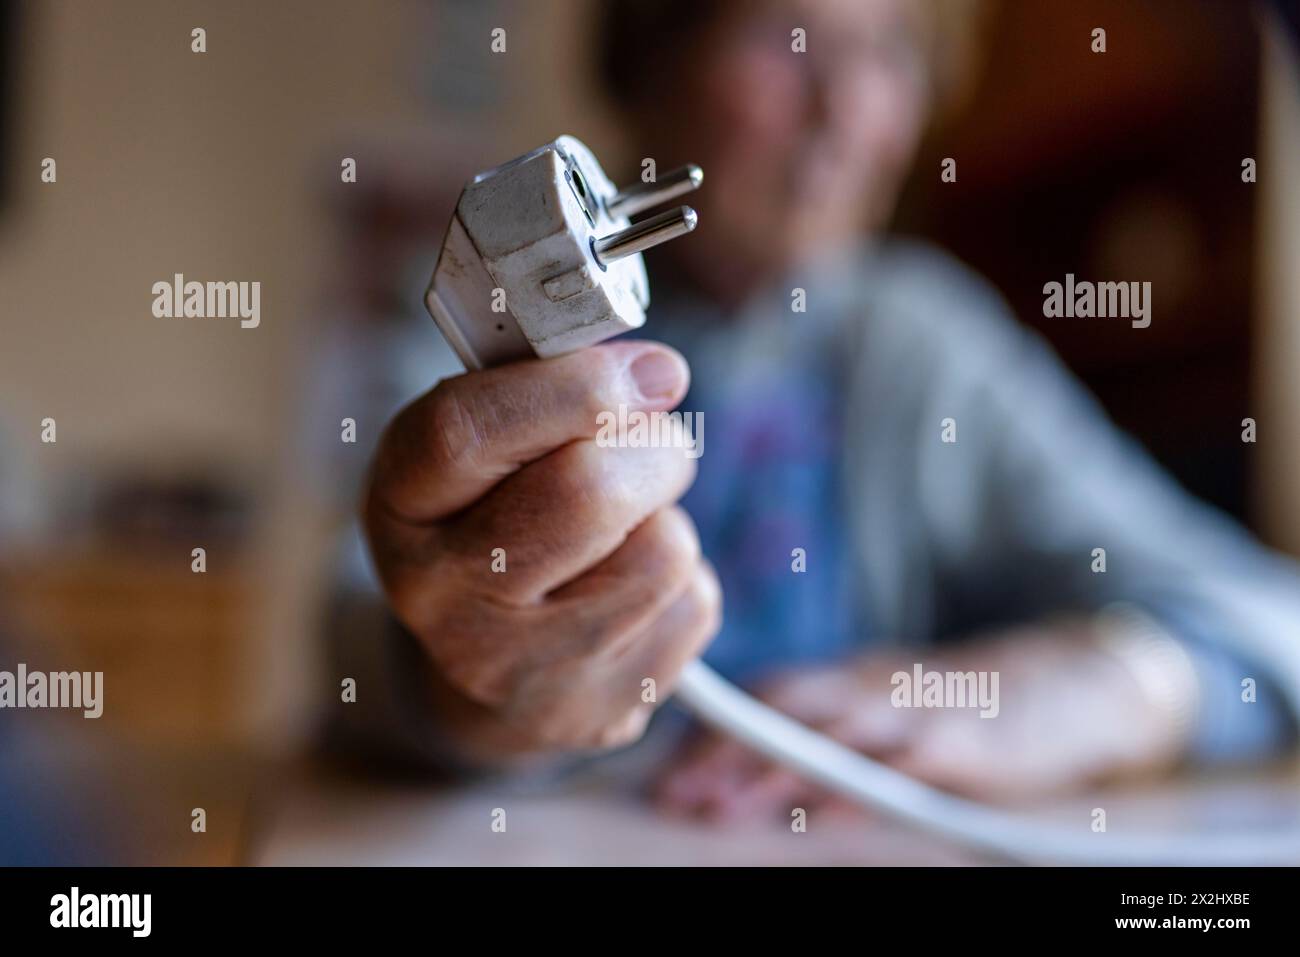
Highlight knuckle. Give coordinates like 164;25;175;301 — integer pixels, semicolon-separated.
454;668;510;708
527;709;608;751
573;510;702;645
584;518;712;658
686;560;724;634
571;346;628;418
658;505;703;561
441;648;512;707
630;508;702;592
641;439;701;501
374;542;455;626
383;568;433;627
553;441;693;528
547;441;624;526
591;708;652;749
414;599;517;707
376;527;465;607
424;379;485;475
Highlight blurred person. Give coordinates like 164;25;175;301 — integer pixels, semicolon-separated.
339;0;1300;821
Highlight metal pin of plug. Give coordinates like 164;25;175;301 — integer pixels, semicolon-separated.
592;205;698;266
606;164;703;219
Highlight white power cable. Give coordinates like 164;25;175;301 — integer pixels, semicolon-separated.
675;660;1300;865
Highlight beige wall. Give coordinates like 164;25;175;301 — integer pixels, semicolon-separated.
0;2;427;489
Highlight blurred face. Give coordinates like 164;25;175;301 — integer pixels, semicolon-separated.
641;0;931;299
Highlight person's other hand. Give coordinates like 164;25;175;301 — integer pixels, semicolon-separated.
655;625;1189;822
365;341;720;760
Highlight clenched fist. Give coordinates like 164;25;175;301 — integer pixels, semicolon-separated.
364;341;721;762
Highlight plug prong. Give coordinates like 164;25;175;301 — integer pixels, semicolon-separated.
592;206;698;265
606;164;703;219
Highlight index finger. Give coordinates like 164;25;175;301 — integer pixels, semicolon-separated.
369;340;690;524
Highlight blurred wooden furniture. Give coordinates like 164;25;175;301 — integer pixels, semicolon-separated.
0;546;258;744
1;546;267;865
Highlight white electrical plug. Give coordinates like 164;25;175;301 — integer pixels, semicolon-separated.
425;135;701;370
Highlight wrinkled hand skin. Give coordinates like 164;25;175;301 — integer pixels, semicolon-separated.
364;341;721;760
656;625;1190;822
